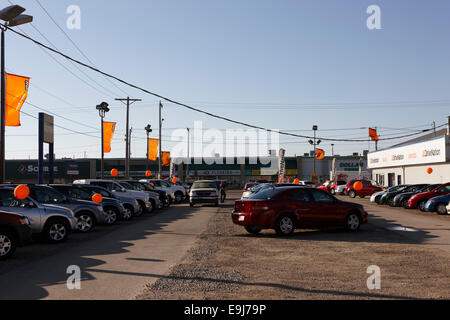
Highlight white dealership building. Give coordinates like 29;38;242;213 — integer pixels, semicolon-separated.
367;121;450;187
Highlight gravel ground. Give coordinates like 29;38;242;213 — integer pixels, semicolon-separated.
137;192;450;300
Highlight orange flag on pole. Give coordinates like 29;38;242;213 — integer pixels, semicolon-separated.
369;128;379;141
103;122;116;153
5;73;30;127
148;138;159;160
162;151;171;166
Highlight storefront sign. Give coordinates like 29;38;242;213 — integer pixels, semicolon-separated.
368;136;448;169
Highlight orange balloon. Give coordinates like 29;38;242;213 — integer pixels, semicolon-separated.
111;168;118;177
279;178;283;183
353;181;363;191
145;170;152;177
172;177;178;184
14;184;30;200
294;178;300;184
426;168;433;174
92;193;103;204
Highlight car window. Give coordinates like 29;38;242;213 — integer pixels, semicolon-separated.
92;181;113;191
192;181;217;189
291;189;312;202
68;188;91;200
249;188;282;200
436;185;450;193
362;181;370;186
0;189;16;206
90;187;112;198
32;188;65;204
151;181;161;187
310;190;335;203
160;181;171;187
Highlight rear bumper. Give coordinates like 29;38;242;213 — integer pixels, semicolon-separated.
231;210;251;226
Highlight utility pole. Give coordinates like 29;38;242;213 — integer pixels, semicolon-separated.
115;97;141;179
129;127;132;164
331;143;334;156
432;121;436;137
186;128;190;181
158;101;163;179
308;125;321;183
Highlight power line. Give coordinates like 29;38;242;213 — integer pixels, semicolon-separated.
6;26;445;143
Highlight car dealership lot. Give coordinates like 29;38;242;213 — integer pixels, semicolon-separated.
140;192;449;300
0;191;449;300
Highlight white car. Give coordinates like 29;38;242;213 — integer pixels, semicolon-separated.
140;179;187;203
334;184;346;195
370;190;385;202
445;202;450;215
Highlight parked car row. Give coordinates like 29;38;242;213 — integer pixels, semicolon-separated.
371;182;450;215
0;179;188;260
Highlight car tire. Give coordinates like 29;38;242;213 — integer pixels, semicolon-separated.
103;207;119;225
387;197;395;207
135;201;145;217
76;212;95;233
0;230;16;260
122;205;134;221
148;200;155;213
401;198;410;209
174;192;184;203
349;190;356;198
345;212;361;232
244;226;262;235
44;218;69;243
418;200;428;212
436;203;448;215
275;214;295;236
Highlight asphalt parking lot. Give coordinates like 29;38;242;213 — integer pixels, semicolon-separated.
0;191;448;300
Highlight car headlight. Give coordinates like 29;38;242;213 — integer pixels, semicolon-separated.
410;195;417;200
19;216;30;225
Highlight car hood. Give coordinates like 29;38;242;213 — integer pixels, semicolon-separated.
339;200;363;209
40;203;74;215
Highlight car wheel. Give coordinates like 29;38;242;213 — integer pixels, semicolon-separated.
349;190;356;198
76;212;95;233
122;205;134;221
135;201;145;217
245;226;262;235
45;219;69;243
0;231;16;260
418;200;428;212
387;197;395;207
103;207;118;225
175;192;183;203
148;200;155;213
275;214;295;236
345;213;361;232
436;203;448;215
401;199;410;209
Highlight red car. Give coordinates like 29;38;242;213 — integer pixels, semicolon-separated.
408;182;450;211
345;180;383;198
0;210;32;260
232;186;368;235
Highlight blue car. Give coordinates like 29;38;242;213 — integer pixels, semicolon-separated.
424;194;450;215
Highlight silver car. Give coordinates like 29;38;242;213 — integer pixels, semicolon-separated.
0;187;77;243
73;179;153;216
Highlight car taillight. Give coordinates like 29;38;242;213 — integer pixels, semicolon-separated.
254;202;269;211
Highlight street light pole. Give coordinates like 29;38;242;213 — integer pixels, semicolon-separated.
0;5;33;183
96;102;109;179
186;128;190;181
145;124;152;171
158;101;163;179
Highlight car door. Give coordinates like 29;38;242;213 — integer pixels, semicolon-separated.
0;189;42;233
309;189;341;227
289;189;316;227
433;184;450;197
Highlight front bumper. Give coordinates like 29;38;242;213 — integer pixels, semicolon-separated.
190;196;218;204
14;224;33;246
424;200;436;212
68;216;78;231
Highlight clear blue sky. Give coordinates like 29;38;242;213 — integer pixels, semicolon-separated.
4;0;450;159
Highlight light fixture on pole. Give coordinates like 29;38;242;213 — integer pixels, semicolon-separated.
309;125;319;182
144;124;152;170
96;102;109;179
0;5;33;183
331;143;335;156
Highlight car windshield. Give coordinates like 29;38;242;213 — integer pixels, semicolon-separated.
118;182;134;189
251;184;266;193
192;181;217;189
249;187;282;200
